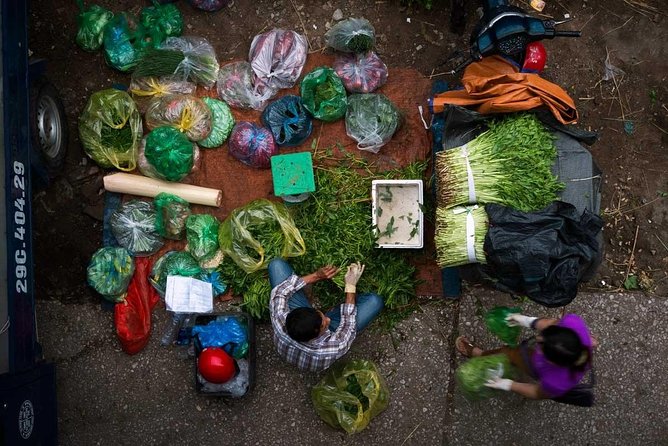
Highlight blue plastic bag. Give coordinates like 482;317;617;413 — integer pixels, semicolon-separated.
192;316;249;358
261;95;313;147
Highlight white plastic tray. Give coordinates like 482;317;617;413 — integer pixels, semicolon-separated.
371;180;424;249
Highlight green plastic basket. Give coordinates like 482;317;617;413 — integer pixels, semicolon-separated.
270;152;316;198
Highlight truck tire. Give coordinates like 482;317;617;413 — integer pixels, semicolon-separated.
31;80;68;177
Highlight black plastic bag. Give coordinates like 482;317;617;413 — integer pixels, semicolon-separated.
482;201;604;307
261;95;312;147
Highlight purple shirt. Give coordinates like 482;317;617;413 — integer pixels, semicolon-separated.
531;314;593;398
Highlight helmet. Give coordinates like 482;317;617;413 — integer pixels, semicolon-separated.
522;42;547;74
198;347;238;383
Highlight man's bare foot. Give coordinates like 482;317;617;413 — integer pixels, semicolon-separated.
455;336;483;357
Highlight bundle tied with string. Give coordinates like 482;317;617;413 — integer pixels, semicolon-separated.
435;113;562;212
129;76;196;112
145;94;212;142
435;205;488;268
345;93;400;154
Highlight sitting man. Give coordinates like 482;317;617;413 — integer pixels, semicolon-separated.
268;258;384;372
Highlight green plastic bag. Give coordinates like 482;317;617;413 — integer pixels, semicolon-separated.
154;192;191;240
300;67;348;122
218;199;306;273
345;93;400;154
455;354;515;401
79;89;142;171
139;1;183;39
312;360;389;434
87;247;135;302
75;1;113;52
143;126;195;181
198;98;235;148
485;306;522;347
149;250;203;297
186;214;220;263
102;13;143;72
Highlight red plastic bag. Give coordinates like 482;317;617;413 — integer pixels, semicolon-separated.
114;257;160;355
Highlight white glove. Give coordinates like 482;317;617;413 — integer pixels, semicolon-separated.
505;313;538;329
484;377;513;391
344;262;365;293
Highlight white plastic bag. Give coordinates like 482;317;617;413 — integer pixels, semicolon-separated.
216;61;276;111
249;29;308;90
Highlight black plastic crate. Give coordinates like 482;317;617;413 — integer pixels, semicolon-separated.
193;312;256;397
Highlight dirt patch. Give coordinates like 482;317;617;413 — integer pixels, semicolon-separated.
28;0;667;303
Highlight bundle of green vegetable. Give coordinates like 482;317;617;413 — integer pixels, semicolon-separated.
75;0;113;52
300;67;348;122
186;214;220;264
87;247;135;303
324;18;376;53
78;89;142;171
485;306;522;346
455;354;515;400
153;192;190;240
345;94;401;153
435;113;563;212
133;36;219;88
435;205;488;268
216;148;425;321
149;250;202;297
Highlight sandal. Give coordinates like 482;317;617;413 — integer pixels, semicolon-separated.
455;336;478;358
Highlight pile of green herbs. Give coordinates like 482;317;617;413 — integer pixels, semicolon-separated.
435;113;563;212
218;145;426;323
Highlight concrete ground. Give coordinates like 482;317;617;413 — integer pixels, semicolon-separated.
36;289;667;445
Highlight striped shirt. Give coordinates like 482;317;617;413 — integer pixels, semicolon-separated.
270;274;357;372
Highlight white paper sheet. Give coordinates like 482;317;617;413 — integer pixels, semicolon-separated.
165;276;213;313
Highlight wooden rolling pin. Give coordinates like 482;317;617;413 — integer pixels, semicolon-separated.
103;173;222;207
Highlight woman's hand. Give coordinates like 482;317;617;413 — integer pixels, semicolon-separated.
484;376;514;391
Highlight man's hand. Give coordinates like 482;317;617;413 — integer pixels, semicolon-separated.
316;265;339;280
302;265;339;285
344;262;365;294
505;313;538;329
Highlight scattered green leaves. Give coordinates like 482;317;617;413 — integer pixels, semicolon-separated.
623;275;639;290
